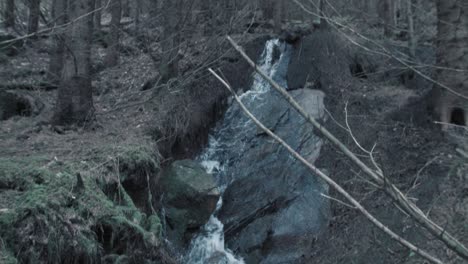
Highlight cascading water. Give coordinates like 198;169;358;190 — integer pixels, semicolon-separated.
186;39;292;264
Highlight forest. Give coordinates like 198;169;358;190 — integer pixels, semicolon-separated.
0;0;467;263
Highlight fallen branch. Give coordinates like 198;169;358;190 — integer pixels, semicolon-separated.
225;35;468;261
209;68;443;264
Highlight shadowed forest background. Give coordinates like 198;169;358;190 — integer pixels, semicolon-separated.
0;0;467;263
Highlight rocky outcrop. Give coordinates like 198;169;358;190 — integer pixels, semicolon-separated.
217;88;330;264
161;160;220;246
287;30;353;92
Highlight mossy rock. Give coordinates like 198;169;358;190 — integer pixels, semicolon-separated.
0;147;165;263
161;159;220;246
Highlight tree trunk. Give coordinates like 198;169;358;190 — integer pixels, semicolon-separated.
160;0;182;82
47;0;67;84
433;0;468;129
4;0;15;28
407;0;416;58
27;0;41;35
273;0;285;32
261;0;274;22
122;0;130;17
104;0;122;67
94;0;102;32
379;0;395;37
53;0;96;125
318;0;327;27
135;0;142;34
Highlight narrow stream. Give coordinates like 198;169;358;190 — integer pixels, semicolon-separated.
186;39;291;264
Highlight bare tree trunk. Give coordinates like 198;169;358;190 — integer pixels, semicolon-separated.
379;0;395;37
94;0;102;32
407;0;416;58
273;0;285;32
433;0;468;129
4;0;15;29
261;0;273;22
318;0;327;27
160;0;181;82
135;0;142;34
27;0;41;35
47;0;67;84
149;0;159;27
53;0;96;125
200;0;213;35
122;0;130;17
104;0;122;67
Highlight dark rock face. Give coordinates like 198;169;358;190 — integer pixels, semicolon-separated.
287;30;352;91
218;89;329;264
279;22;313;44
0;91;37;120
161;160;220;246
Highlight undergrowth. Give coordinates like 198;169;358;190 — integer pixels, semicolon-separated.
0;144;163;263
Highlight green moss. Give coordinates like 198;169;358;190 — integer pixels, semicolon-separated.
0;246;18;264
0;146;163;263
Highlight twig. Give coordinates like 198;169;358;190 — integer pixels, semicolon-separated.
320;193;356;209
209;68;443;264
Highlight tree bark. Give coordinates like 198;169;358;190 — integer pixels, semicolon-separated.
160;0;181;82
53;0;96;125
149;0;159;27
134;0;142;34
4;0;15;28
122;0;130;17
407;0;416;58
47;0;67;84
27;0;41;35
433;0;468;129
94;0;102;32
273;0;285;32
104;0;122;67
261;0;274;22
379;0;395;37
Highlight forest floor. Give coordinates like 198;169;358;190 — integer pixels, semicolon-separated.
1;23;468;264
313;66;468;263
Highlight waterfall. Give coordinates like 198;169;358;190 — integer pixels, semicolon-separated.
186;39;291;264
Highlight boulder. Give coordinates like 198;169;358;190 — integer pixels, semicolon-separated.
215;89;330;263
161;160;220;246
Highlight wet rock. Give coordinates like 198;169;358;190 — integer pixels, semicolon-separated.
161;160;220;246
218;89;330;264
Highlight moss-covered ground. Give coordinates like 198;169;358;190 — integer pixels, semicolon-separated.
0;145;163;264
